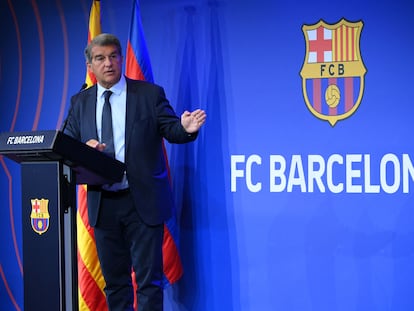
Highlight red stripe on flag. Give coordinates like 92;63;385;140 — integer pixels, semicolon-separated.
163;224;183;283
77;185;89;225
344;26;347;61
345;77;354;112
313;79;321;113
126;41;145;81
77;252;108;311
352;28;355;60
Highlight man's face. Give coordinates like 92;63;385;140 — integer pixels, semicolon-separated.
88;44;123;89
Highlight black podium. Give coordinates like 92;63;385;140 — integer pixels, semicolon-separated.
0;130;125;311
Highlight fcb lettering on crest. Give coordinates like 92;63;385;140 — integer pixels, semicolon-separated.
300;19;367;126
30;198;50;235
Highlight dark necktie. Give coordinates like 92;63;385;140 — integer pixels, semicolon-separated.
101;90;115;158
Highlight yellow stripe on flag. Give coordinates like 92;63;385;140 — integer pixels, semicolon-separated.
77;212;106;290
78;289;89;311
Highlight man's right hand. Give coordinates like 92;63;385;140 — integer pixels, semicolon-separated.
86;139;106;152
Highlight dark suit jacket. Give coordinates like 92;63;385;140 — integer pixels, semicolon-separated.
64;77;197;226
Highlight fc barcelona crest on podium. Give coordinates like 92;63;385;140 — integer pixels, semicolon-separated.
30;198;50;235
300;19;367;126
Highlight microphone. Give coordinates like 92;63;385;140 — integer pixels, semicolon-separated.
79;83;88;91
60;83;88;132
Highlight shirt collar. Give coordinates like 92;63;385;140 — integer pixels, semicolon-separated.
97;75;126;98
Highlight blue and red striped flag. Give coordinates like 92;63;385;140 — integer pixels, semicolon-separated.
125;1;153;83
125;0;183;290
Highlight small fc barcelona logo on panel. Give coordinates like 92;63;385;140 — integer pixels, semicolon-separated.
30;198;50;235
300;19;367;126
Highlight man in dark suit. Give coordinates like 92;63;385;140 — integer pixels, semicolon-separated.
64;33;206;311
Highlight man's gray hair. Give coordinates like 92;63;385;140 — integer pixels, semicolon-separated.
84;33;123;63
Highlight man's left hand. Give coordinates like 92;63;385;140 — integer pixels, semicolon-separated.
181;109;207;133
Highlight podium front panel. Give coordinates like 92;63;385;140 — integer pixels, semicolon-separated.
21;162;65;310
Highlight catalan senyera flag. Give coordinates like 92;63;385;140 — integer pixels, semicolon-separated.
126;0;183;286
77;1;107;311
84;0;101;87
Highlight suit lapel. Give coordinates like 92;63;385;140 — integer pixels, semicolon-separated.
125;78;138;156
84;86;99;141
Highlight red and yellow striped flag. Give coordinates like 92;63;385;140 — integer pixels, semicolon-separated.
84;0;100;87
77;1;107;310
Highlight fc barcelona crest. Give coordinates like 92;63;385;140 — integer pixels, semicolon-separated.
30;198;50;235
300;19;367;126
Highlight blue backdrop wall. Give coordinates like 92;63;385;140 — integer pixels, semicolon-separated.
1;0;414;310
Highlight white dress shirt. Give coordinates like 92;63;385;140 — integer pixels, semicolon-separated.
96;76;129;190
